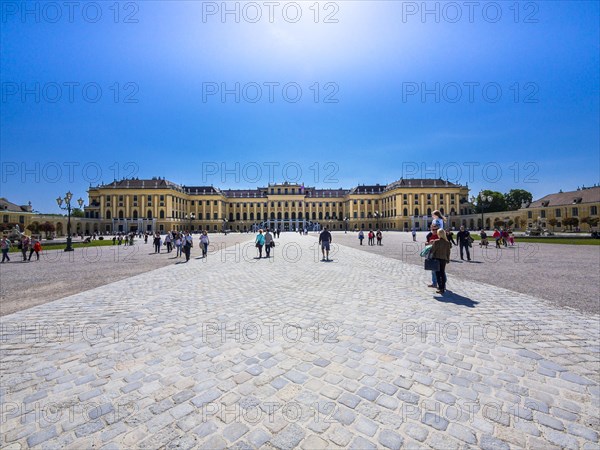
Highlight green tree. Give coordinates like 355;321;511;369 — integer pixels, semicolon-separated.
71;208;85;218
547;218;557;231
475;190;507;213
39;222;56;239
589;217;600;228
504;189;533;211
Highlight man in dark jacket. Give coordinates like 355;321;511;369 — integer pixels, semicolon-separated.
456;226;471;261
319;227;333;261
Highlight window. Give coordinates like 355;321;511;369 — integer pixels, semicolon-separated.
214;201;217;205
160;195;165;201
527;211;532;218
198;213;203;220
213;213;218;219
2;215;8;223
106;210;111;219
367;200;371;205
591;206;598;215
572;207;579;216
541;210;546;218
555;209;561;217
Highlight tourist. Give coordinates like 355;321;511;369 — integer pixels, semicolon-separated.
165;233;172;253
426;223;440;288
412;228;417;242
358;229;365;245
255;229;265;258
501;228;509;247
376;229;383;246
264;228;274;258
28;238;42;261
183;232;193;261
368;229;375;246
479;230;489;247
447;229;457;246
431;229;452;295
175;233;182;257
200;230;210;258
1;237;10;263
456;226;472;261
153;233;161;253
432;210;445;230
112;236;116;245
144;233;148;244
493;229;502;248
277;228;281;238
20;235;30;262
319;226;333;261
508;230;515;246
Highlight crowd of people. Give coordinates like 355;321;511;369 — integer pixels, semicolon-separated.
420;210;517;295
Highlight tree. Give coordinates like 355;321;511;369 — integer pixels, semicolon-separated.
39;222;56;239
475;190;507;213
493;218;504;228
71;208;85;218
547;218;557;231
562;217;579;231
580;217;590;229
26;222;40;234
0;222;18;232
589;217;600;228
504;189;533;211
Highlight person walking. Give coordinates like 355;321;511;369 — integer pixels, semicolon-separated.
277;228;281;238
376;229;382;246
493;229;502;248
456;225;472;261
426;223;440;288
165;233;172;253
264;228;274;258
175;233;182;257
368;230;374;246
358;230;365;245
319;226;333;261
20;235;30;262
29;239;41;261
200;230;210;258
153;233;161;253
183;232;193;262
255;229;265;258
1;237;11;263
431;229;452;295
479;229;489;247
412;228;417;242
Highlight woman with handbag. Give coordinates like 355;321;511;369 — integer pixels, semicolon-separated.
430;229;452;295
255;229;265;258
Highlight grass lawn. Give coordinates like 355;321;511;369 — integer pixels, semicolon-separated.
469;235;600;245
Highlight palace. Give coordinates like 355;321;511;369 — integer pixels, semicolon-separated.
83;178;471;233
2;181;598;236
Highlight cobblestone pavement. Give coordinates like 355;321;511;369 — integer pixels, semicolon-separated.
0;233;254;316
330;231;600;315
1;233;599;449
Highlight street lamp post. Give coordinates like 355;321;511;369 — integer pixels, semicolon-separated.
56;191;84;252
478;193;493;230
222;218;228;234
185;213;195;232
344;217;349;233
374;211;381;229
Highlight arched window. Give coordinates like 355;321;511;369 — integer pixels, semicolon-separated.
243;213;247;220
298;212;303;219
277;212;282;219
106;210;112;219
427;208;432;216
403;208;408;216
291;212;296;220
159;210;165;219
118;210;124;219
284;212;289;220
312;212;316;220
270;212;275;219
147;210;152;219
133;210;138;219
414;208;419;216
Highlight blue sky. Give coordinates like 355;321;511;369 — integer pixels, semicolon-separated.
1;1;598;213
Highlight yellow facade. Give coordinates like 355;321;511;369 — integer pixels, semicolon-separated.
82;178;470;233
